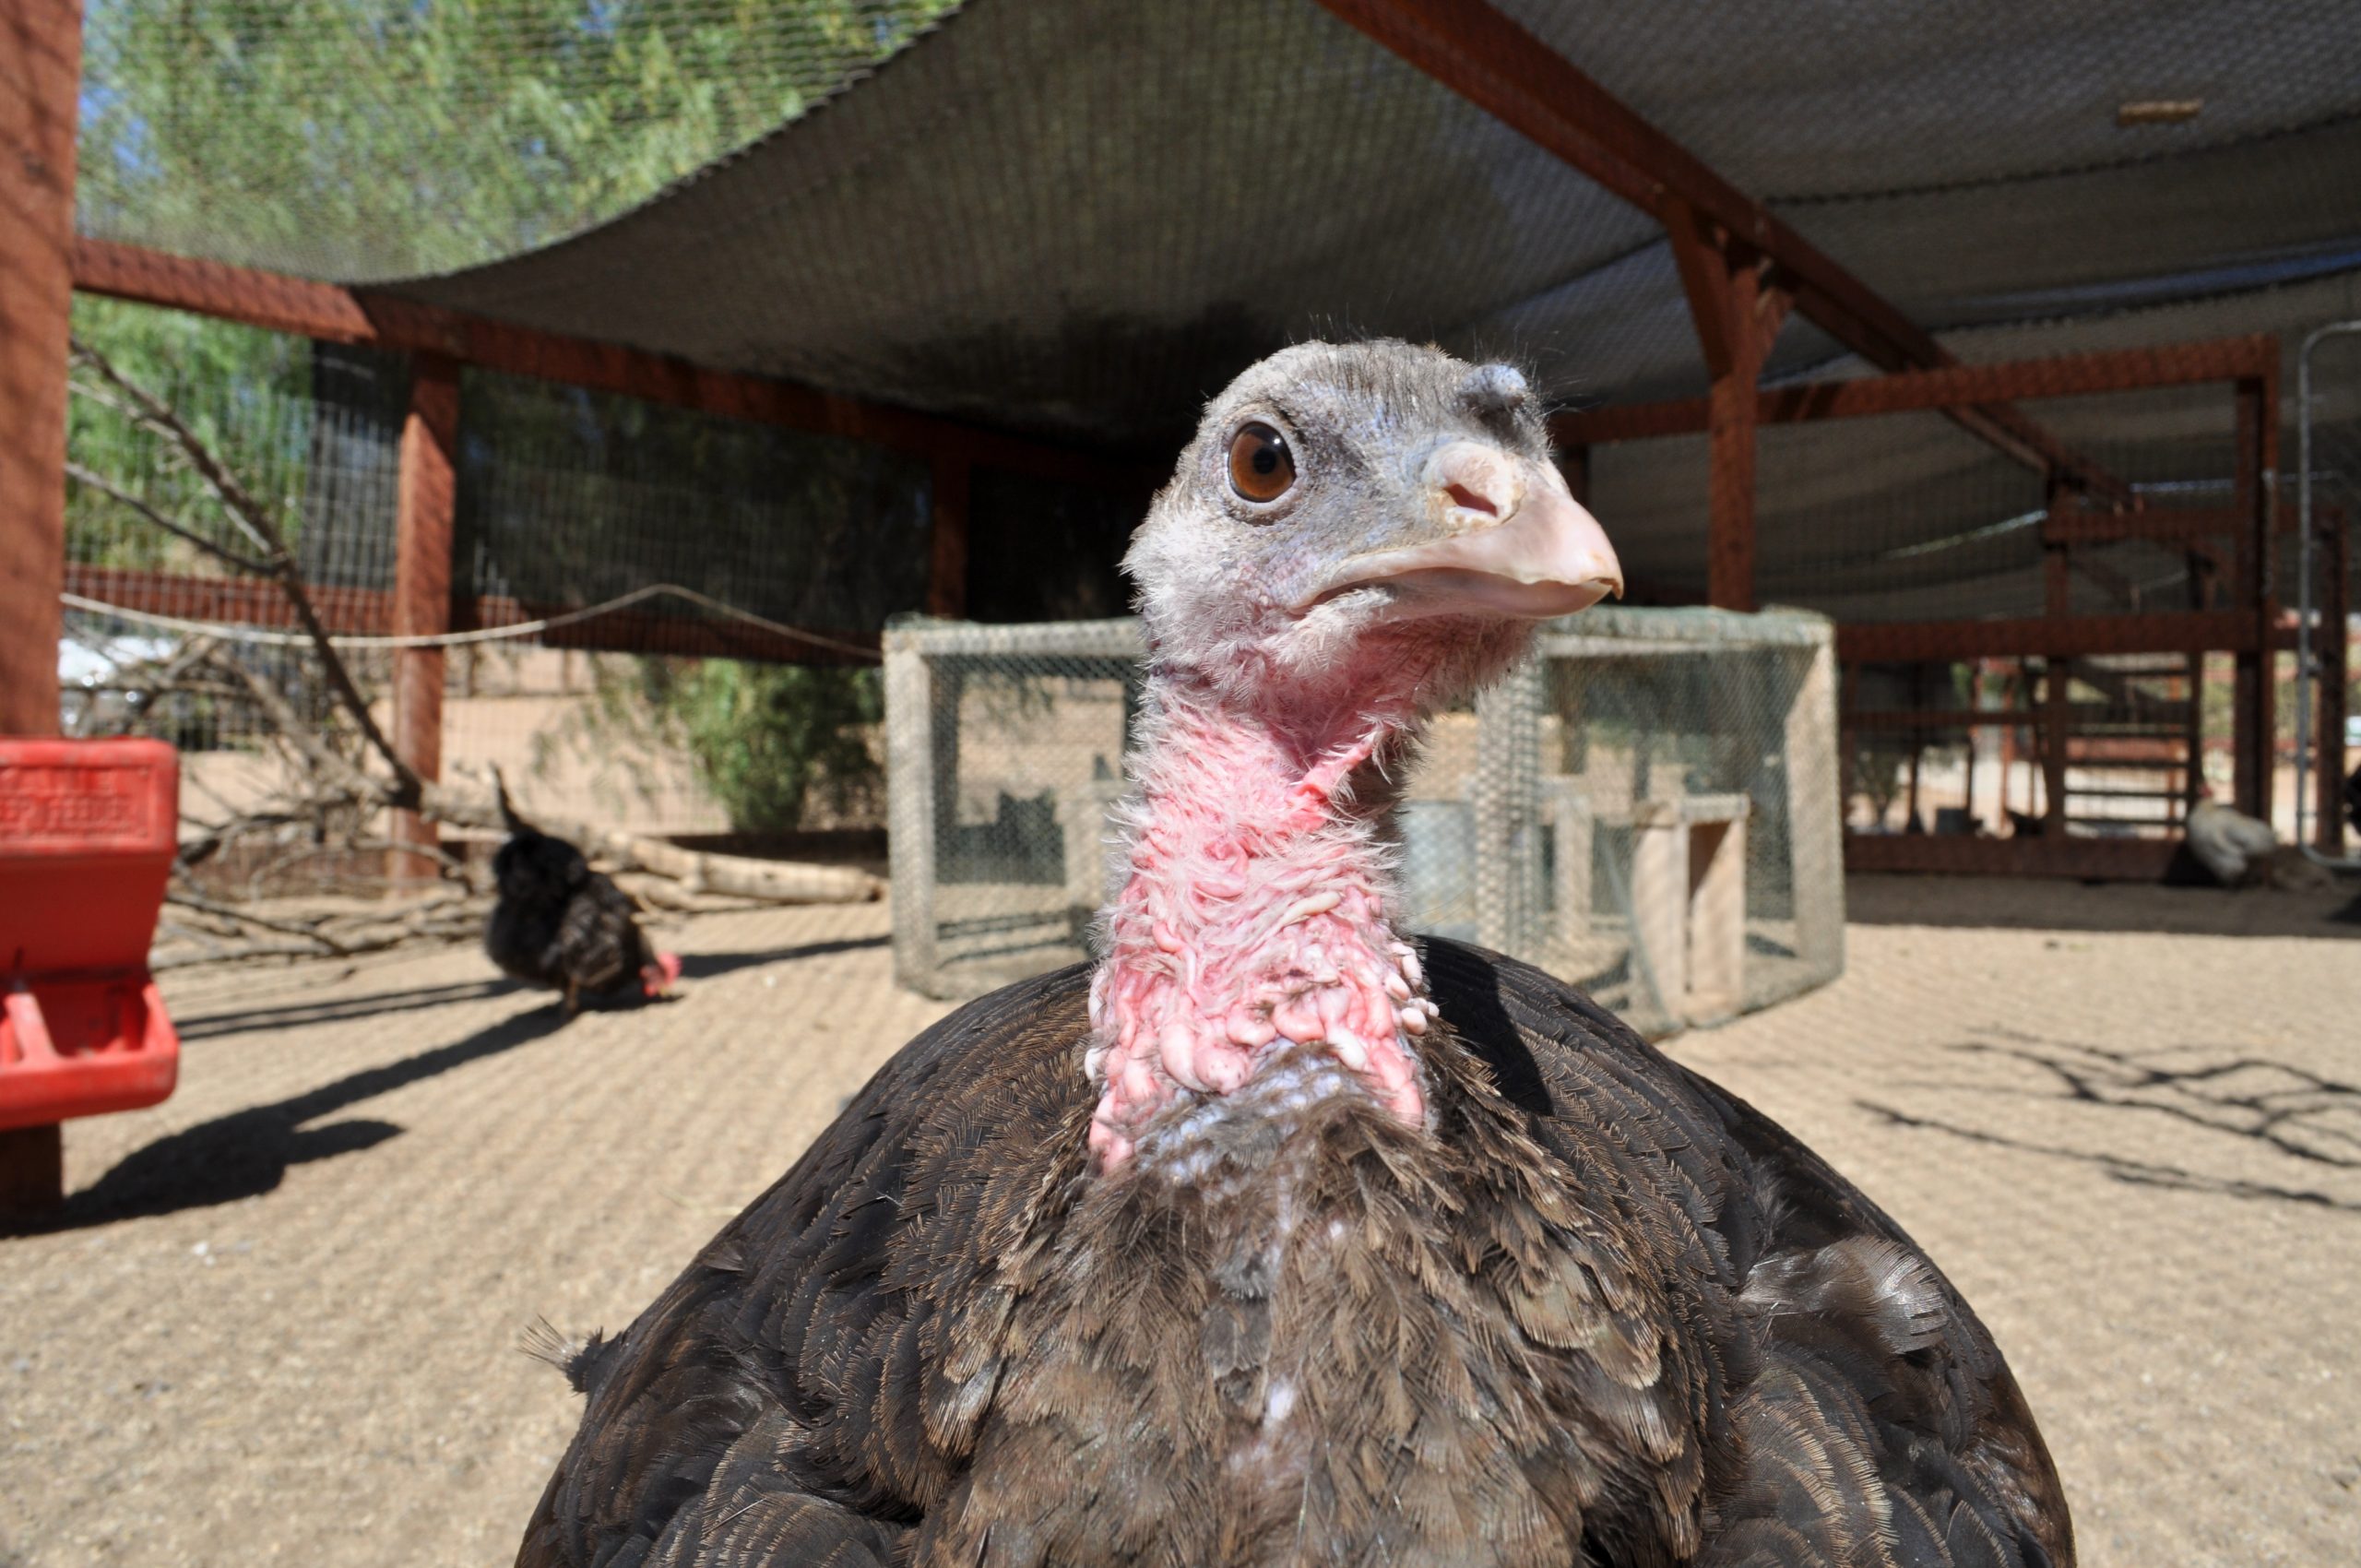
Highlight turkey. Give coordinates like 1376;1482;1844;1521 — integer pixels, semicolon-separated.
517;343;2072;1568
2186;790;2331;891
484;769;682;1017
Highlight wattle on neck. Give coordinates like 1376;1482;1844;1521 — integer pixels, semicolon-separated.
1085;669;1440;1172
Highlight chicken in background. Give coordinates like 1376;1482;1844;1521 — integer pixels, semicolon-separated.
2187;787;2332;890
483;769;682;1017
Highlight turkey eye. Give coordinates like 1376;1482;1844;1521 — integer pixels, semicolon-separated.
1227;422;1296;505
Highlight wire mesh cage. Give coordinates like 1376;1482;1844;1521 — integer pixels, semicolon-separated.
884;608;1844;1036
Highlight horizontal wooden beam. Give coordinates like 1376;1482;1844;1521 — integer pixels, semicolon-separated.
1551;336;2278;447
1316;0;2129;499
65;562;394;637
1835;611;2258;662
1843;833;2178;880
2044;509;2236;547
1844;708;2031;731
2043;499;2312;547
1845;703;2190;733
62;565;879;666
70;238;1148;493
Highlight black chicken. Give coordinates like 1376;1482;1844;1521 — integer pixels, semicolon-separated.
484;770;680;1018
517;344;2070;1567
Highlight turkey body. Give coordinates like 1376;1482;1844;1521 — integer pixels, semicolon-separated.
484;827;660;1010
517;940;2070;1568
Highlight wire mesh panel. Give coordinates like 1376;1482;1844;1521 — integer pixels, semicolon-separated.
884;608;1844;1036
1481;608;1845;1036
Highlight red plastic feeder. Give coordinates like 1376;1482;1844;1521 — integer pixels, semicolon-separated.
0;738;182;1132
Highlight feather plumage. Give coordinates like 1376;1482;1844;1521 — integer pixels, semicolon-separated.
516;946;2070;1568
516;341;2068;1566
484;769;676;1015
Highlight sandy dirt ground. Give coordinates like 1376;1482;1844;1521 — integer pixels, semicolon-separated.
2;876;2355;1566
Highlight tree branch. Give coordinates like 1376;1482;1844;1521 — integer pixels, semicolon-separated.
68;335;422;802
64;461;276;575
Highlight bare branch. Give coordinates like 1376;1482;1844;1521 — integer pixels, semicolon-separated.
165;890;341;946
67;335;421;801
64;461;276;575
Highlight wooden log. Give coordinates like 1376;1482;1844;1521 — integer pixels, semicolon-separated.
420;782;882;905
565;826;882;905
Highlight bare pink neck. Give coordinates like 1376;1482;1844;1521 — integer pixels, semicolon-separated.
1086;678;1436;1171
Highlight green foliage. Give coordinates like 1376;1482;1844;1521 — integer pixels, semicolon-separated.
575;657;884;832
66;294;314;570
79;0;959;279
71;1;956;562
69;4;935;807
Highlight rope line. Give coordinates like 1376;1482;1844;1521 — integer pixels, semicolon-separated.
59;583;883;662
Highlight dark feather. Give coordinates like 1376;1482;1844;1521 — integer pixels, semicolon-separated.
483;780;658;1008
516;941;2071;1568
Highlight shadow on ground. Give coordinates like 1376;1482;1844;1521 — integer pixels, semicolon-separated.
169;937;891;1039
675;935;887;980
4;1004;567;1237
1845;873;2361;939
1862;1026;2361;1216
176;979;526;1041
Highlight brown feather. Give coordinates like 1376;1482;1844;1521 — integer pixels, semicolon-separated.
516;943;2070;1568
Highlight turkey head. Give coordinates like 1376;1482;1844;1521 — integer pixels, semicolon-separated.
1092;341;1621;1169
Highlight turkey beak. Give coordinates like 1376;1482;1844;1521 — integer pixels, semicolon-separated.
1308;443;1624;619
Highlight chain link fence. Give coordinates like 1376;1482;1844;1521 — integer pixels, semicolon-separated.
884;608;1843;1037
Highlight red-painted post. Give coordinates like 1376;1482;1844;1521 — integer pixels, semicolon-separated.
389;353;459;885
0;0;85;1210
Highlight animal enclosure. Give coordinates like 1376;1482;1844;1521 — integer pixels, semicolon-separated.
884;607;1844;1034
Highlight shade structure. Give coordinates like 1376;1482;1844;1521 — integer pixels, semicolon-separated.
66;0;2361;623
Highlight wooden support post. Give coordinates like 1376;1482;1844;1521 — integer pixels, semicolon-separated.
389;353;458;885
2232;374;2276;820
884;635;943;993
1543;778;1594;943
0;0;81;740
927;450;971;619
1561;444;1591;505
1666;204;1786;612
1785;632;1844;974
2182;652;2205;819
2042;485;2073;833
1998;666;2019;821
2041;660;2071;834
2;0;85;1215
2318;508;2348;853
0;1122;64;1213
1686;813;1748;1019
1630;802;1691;1016
1706;375;1758;612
